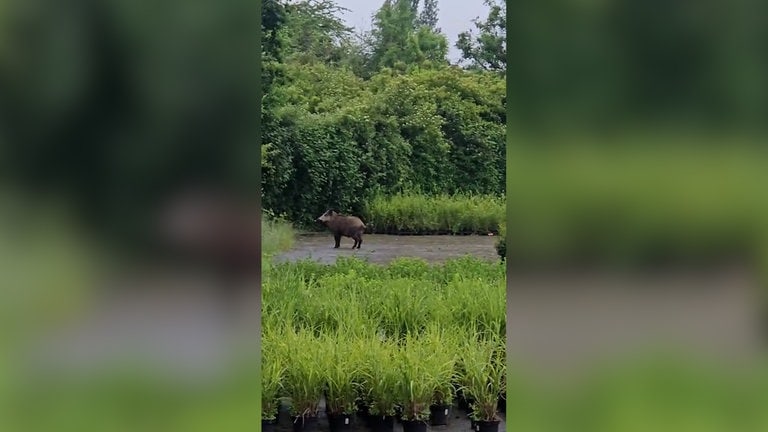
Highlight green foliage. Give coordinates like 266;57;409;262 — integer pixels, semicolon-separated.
280;327;325;418
506;0;768;131
507;141;768;270
495;220;506;260
397;333;435;421
262;63;505;226
456;0;506;73
319;331;360;415
279;0;355;66
261;212;295;257
262;255;505;423
262;257;506;420
360;337;401;417
261;325;286;421
505;356;768;431
365;193;505;234
419;324;459;406
1;0;264;250
262;256;506;340
417;0;440;30
458;331;505;421
369;0;448;72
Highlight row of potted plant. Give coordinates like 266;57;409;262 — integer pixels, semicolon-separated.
261;324;506;432
263;257;506;342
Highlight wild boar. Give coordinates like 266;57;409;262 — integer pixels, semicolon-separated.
156;188;260;280
316;209;365;249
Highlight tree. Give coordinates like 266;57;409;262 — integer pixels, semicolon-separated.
456;0;505;73
368;0;447;73
262;0;287;94
278;0;356;65
417;0;439;30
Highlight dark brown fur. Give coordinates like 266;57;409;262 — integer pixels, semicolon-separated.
316;209;365;249
157;189;260;280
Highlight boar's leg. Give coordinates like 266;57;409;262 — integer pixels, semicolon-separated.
334;233;341;248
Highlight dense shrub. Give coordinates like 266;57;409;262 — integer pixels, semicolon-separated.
261;63;505;226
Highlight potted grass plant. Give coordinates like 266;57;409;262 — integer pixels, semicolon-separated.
460;337;506;432
321;332;361;432
261;323;286;432
283;328;325;432
362;337;400;432
421;324;457;426
261;347;285;432
397;334;434;432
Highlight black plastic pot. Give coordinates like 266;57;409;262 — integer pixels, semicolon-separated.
291;415;319;432
401;420;428;432
356;401;369;416
465;401;475;418
458;393;475;412
261;419;277;432
327;413;353;432
430;404;451;425
278;401;292;423
474;420;501;432
368;415;395;432
457;397;466;410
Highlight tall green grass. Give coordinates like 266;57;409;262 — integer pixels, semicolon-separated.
262;256;507;421
365;193;505;235
263;256;506;339
261;213;295;257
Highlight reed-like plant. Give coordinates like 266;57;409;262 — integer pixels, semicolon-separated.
282;327;325;419
419;324;458;407
321;331;362;416
397;333;435;422
373;278;433;339
362;337;401;417
459;334;506;421
366;193;505;234
262;212;295;257
261;326;286;422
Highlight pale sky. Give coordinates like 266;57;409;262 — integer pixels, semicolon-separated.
330;0;490;63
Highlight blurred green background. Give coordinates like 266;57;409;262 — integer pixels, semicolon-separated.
506;0;768;431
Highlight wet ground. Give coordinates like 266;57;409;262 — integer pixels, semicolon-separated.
275;233;500;265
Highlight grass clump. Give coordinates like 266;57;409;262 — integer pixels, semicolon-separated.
262;256;507;423
365;193;505;235
261;212;295;257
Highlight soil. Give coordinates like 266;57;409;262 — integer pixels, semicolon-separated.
275;233;500;265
